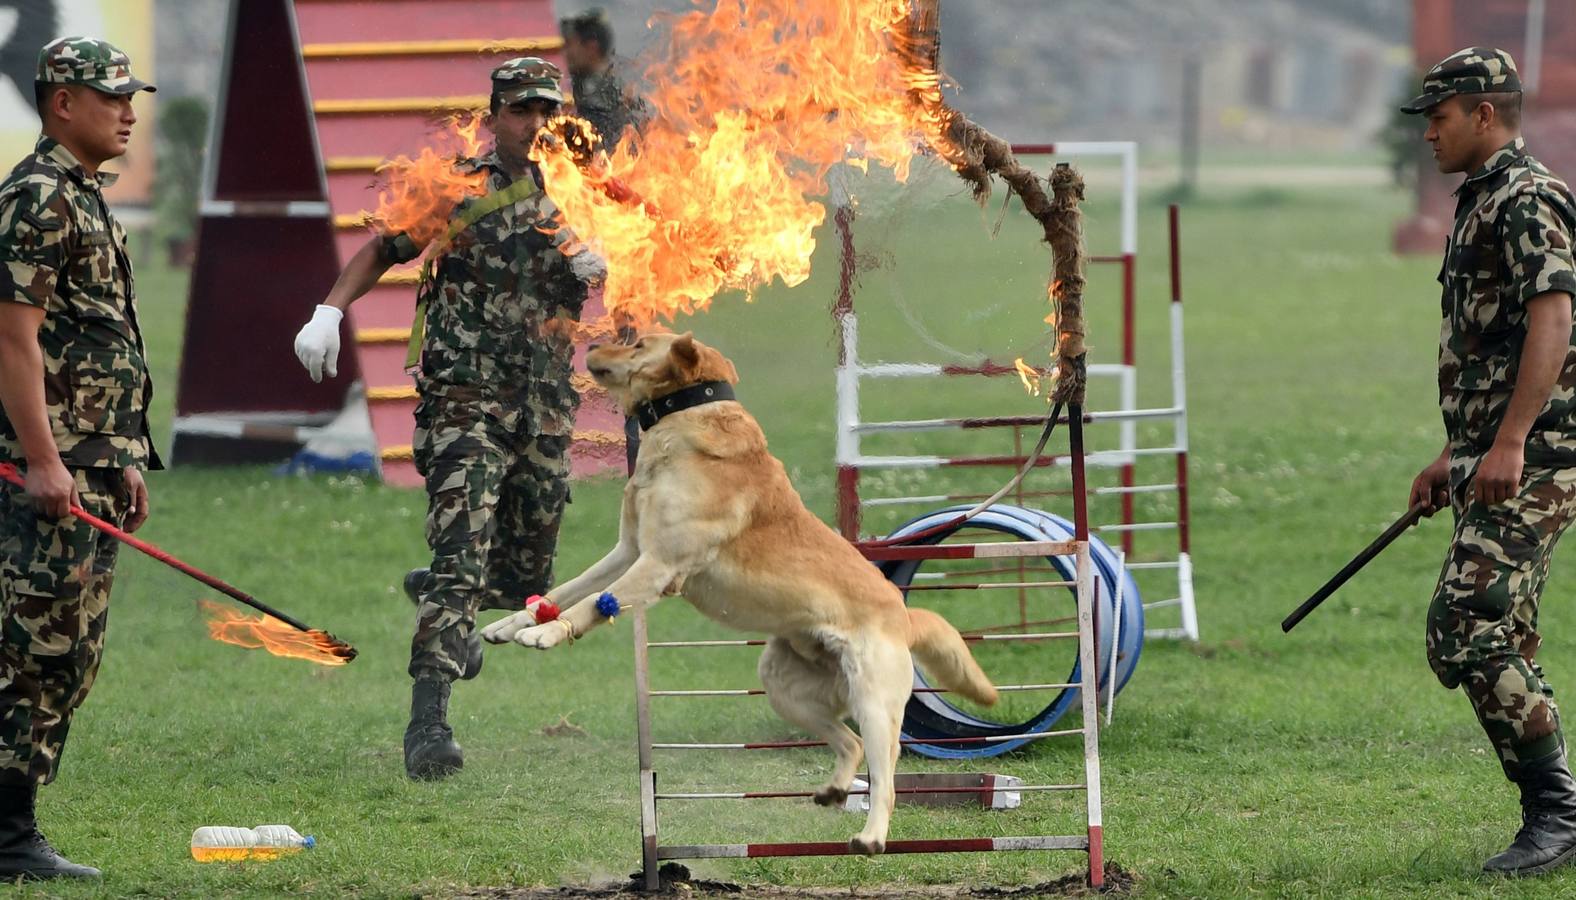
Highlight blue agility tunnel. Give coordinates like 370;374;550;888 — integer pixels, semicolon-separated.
878;504;1144;759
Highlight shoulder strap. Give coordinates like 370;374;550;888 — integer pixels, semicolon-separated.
440;175;540;247
403;175;543;369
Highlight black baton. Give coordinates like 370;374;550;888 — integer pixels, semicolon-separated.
1281;504;1427;633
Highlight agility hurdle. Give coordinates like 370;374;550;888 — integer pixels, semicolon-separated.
625;160;1108;891
629;536;1106;888
831;142;1199;643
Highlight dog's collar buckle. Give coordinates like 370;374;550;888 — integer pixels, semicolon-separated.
635;381;736;431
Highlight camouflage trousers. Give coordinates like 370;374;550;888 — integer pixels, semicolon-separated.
0;468;125;786
408;393;571;681
1426;458;1576;772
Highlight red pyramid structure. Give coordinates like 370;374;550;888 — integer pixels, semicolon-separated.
172;0;627;484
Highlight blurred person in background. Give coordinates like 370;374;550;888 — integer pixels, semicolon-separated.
561;6;650;474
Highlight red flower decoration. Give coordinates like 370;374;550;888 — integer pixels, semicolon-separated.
528;596;560;623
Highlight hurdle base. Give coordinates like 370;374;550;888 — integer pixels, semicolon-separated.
659;835;1088;859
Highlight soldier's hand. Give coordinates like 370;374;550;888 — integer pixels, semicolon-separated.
25;458;76;520
1473;441;1525;507
293;305;344;382
121;466;149;533
1409;451;1451;517
569;250;607;285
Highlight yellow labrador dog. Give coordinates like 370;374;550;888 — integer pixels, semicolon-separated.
482;332;997;854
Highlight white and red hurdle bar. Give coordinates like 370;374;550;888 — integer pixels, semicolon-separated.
831;142;1198;642
629;538;1106;888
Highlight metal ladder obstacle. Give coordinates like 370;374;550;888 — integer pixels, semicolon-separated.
832;143;1198;642
628;534;1106;888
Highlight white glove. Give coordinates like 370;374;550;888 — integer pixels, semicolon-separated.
570;250;608;285
293;305;343;383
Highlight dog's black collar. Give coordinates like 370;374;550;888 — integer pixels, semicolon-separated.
635;381;736;431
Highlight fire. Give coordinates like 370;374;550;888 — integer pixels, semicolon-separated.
199;600;355;666
1012;279;1067;395
372;115;489;250
1013;358;1042;397
533;0;957;324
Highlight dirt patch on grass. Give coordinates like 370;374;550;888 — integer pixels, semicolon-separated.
453;862;1135;898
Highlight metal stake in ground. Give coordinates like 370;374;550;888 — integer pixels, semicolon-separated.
0;463;357;661
1281;504;1426;633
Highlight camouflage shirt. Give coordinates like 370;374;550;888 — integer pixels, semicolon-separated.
0;137;158;470
570;63;647;147
1439;137;1576;465
382;151;588;436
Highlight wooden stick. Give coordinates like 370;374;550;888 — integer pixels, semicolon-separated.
1281;505;1426;632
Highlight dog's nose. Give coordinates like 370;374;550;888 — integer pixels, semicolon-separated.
588;343;601;352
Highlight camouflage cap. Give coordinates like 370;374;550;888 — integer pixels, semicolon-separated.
1400;47;1520;114
35;36;155;95
491;57;563;105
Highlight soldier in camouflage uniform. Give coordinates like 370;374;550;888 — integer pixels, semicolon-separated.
0;37;156;880
292;58;603;781
1404;48;1576;876
560;7;650;472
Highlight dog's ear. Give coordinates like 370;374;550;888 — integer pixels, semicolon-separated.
670;332;700;376
707;350;740;385
670;333;737;385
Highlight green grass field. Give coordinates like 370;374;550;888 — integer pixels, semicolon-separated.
11;161;1574;899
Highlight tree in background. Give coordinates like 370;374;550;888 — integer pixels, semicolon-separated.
0;0;58;100
153;95;207;267
1380;70;1424;190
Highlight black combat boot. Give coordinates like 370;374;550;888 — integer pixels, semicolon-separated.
401;568;427;606
403;677;464;781
0;783;100;880
1484;747;1576;875
402;569;483;680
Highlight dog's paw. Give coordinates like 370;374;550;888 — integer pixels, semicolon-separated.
513;622;568;650
813;785;849;807
848;835;885;856
480;610;535;644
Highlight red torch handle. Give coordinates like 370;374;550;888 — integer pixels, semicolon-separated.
0;463;314;633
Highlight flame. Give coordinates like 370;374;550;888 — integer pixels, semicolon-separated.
1016;279;1062;395
1013;358;1041;396
372;115;490;250
200;600;355;666
533;0;956;324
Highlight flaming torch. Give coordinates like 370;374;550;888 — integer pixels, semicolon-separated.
0;464;357;665
199;601;353;666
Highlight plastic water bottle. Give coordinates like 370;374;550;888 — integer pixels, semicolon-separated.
190;825;315;862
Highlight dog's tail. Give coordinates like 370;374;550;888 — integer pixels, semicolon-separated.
907;607;998;706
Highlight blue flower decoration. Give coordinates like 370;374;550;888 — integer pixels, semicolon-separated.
596;592;621;618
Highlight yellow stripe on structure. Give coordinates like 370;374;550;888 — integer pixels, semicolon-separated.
367;386;418;402
569;373;605;395
326;156;386;173
382;430;623;462
301;37;563;59
574;429;627;446
314;95;489;115
357;328;411;344
370;378;614;402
